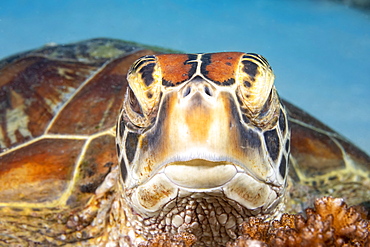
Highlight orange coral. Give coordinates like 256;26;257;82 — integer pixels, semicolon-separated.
139;232;197;247
229;197;370;247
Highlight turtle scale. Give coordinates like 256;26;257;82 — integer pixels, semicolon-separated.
0;38;369;246
284;99;370;176
0;46;152;198
283;99;370;210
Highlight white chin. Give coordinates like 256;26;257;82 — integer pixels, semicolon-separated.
129;161;282;217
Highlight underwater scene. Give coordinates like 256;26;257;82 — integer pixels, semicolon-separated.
1;0;369;154
1;1;370;246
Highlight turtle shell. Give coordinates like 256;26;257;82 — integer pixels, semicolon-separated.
0;39;173;244
0;38;369;245
0;39;155;206
282;100;370;211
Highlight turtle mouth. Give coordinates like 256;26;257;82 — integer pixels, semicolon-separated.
164;159;238;189
128;156;283;217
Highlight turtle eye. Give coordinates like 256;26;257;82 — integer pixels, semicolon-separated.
236;53;279;128
128;87;144;116
124;55;162;128
236;53;275;115
123;87;149;128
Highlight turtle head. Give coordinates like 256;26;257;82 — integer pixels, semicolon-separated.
116;52;290;241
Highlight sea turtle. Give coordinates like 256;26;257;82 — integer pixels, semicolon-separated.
0;38;369;247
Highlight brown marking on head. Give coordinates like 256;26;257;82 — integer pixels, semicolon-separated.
204;52;243;84
156;54;192;85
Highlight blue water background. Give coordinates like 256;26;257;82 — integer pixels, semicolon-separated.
1;0;369;154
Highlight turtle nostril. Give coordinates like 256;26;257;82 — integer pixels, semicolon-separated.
183;86;191;97
204;86;213;96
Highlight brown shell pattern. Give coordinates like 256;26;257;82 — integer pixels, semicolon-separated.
0;39;156;207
